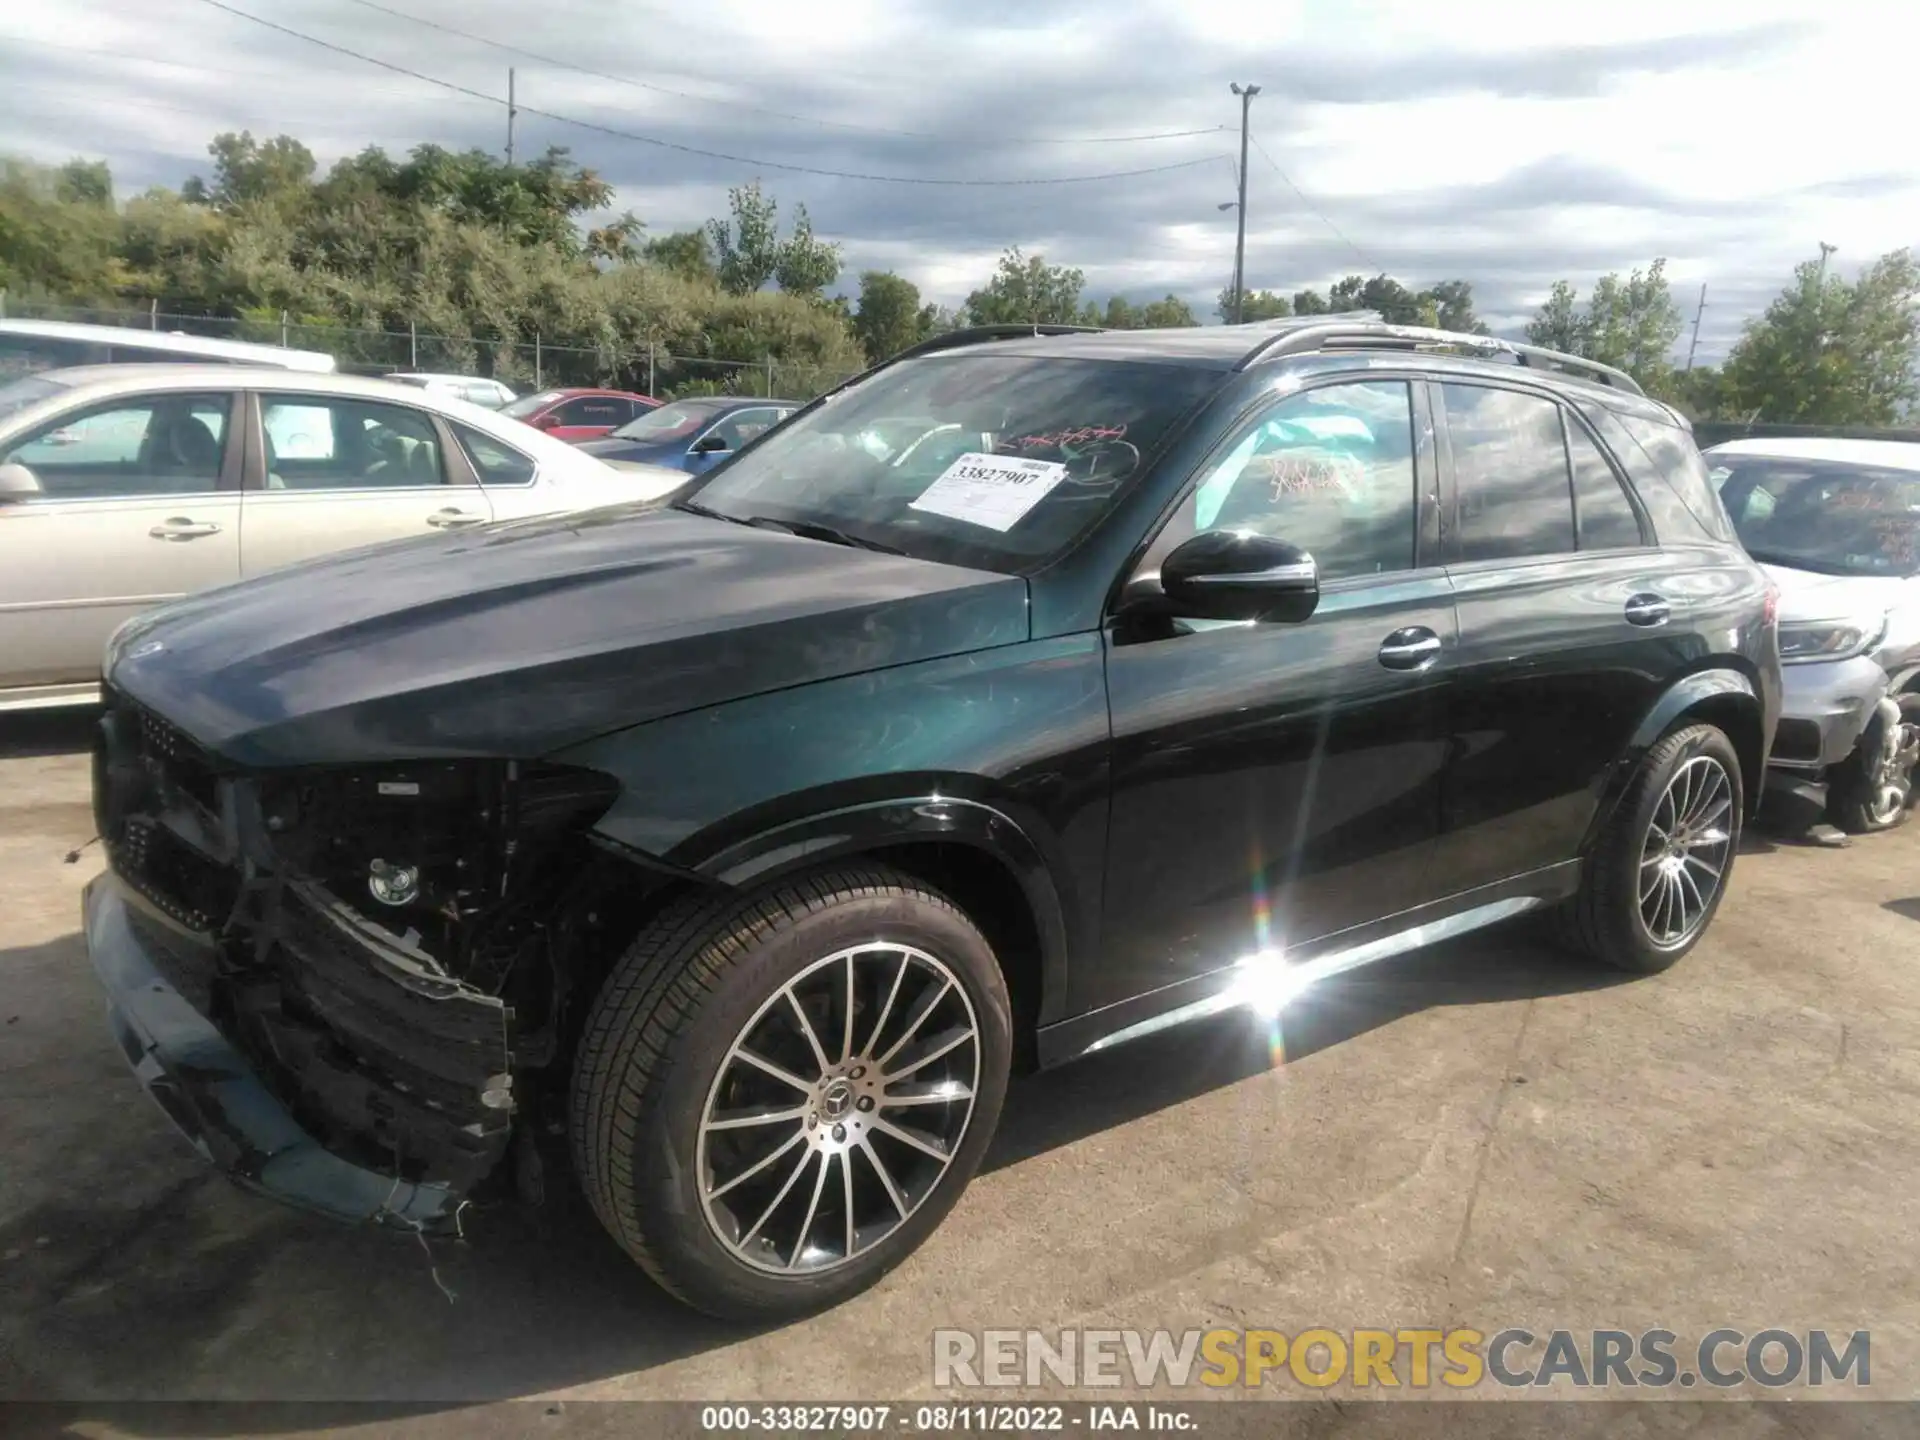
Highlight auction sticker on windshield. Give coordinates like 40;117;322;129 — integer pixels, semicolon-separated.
910;452;1068;532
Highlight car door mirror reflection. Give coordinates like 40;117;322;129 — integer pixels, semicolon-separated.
1160;530;1319;623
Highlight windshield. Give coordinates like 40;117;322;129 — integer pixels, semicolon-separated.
0;374;67;423
1711;454;1920;577
682;354;1218;573
502;390;565;419
611;399;726;441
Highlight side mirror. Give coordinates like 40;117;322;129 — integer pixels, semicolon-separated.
690;434;730;455
1160;530;1319;623
535;413;561;429
0;462;43;503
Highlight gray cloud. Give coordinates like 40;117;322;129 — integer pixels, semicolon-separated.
0;1;1904;362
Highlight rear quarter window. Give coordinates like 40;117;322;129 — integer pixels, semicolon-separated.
1612;410;1740;545
1575;402;1715;545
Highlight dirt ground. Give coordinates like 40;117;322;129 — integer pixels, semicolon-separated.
3;708;1917;1434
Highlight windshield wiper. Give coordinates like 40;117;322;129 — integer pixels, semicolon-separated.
741;515;904;555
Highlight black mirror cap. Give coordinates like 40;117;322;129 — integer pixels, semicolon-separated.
1160;529;1319;623
691;435;730;454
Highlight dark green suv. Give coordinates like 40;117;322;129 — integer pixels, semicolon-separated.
84;317;1780;1320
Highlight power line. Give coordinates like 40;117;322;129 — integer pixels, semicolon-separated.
342;0;1228;148
192;0;1231;187
0;29;488;103
1248;133;1378;273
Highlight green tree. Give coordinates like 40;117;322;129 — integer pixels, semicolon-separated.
771;203;842;297
705;182;841;297
1217;286;1291;322
1719;248;1920;425
644;229;716;281
0;158;124;299
55;159;113;208
1291;287;1330;315
1584;259;1684;388
1525;279;1587;353
852;269;936;363
1425;280;1489;335
1100;293;1198;327
1135;293;1197;327
962;247;1086;326
184;131;316;211
706;181;782;295
1525;260;1683;388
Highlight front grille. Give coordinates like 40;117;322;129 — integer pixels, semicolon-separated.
97;691;238;932
134;703;222;814
112;817;238;931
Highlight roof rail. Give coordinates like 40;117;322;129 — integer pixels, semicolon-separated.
1236;319;1645;396
888;323;1106;364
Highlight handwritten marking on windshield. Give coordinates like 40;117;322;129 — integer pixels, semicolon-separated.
1004;424;1129;450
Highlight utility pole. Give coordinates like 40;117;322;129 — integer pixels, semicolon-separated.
1817;241;1837;281
506;68;517;166
1229;82;1260;325
1684;283;1707;372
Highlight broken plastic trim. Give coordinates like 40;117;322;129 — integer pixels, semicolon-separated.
86;873;467;1233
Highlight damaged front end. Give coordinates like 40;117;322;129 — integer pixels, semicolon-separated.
87;686;649;1231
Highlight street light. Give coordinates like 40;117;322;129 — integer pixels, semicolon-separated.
1228;82;1261;324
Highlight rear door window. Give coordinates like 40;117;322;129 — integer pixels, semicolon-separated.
259;396;447;489
1441;383;1575;562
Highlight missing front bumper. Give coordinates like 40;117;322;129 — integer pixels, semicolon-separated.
84;873;472;1233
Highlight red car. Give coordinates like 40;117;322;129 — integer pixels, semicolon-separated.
501;387;660;443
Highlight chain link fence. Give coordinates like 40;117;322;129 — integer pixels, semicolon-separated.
0;294;865;402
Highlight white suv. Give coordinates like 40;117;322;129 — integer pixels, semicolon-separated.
1709;437;1920;831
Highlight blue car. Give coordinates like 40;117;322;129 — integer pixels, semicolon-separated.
576;396;800;474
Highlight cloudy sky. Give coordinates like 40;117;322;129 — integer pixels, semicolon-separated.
3;0;1916;358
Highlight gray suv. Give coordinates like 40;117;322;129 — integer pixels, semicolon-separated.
1708;438;1920;832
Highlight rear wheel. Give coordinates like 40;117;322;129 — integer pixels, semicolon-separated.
569;865;1012;1321
1557;723;1743;973
1827;694;1920;834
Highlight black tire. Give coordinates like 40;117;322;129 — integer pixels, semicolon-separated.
1556;722;1745;974
569;864;1012;1321
1827;694;1920;835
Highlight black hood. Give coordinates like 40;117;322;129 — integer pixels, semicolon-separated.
107;505;1030;768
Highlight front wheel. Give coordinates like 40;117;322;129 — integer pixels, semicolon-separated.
569;865;1012;1321
1828;694;1920;834
1557;722;1744;974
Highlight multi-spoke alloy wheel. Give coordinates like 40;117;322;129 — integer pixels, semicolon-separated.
1638;753;1735;949
1556;722;1744;974
570;866;1011;1321
698;943;981;1274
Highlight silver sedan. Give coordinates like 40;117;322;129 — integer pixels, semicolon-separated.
0;365;690;712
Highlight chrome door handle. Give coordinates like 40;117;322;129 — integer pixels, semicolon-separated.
426;508;486;529
148;518;223;540
1624;593;1671;627
1378;626;1442;670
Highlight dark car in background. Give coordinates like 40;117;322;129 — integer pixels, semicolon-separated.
576;396;800;475
502;386;660;443
82;316;1778;1325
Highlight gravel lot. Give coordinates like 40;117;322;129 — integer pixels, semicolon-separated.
4;709;1918;1428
